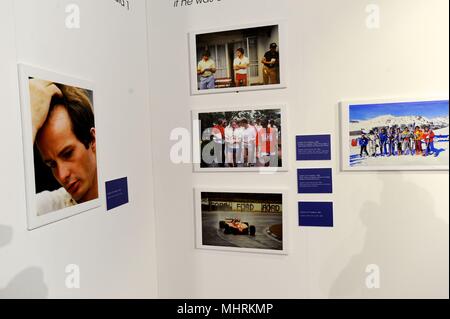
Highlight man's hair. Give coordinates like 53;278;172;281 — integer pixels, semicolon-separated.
202;51;211;58
261;118;269;127
49;85;95;149
237;48;245;55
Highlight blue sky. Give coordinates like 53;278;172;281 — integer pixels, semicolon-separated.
350;100;449;121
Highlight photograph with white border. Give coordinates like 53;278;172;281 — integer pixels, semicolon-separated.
189;21;287;95
195;188;288;255
18;64;101;230
192;105;288;172
340;98;449;171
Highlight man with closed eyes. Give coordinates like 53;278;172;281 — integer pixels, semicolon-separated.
30;79;98;216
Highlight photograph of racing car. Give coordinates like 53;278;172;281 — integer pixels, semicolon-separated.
220;218;256;236
195;189;287;254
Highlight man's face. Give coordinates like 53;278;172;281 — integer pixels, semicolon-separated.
203;55;209;61
36;105;98;203
236;51;242;58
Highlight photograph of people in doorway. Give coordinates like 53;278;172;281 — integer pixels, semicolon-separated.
191;23;284;94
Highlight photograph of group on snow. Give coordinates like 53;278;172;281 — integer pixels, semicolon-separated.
342;99;449;171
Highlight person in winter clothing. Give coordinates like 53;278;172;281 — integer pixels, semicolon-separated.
388;128;396;156
379;128;388;156
414;126;424;156
401;127;413;156
423;126;437;156
372;128;380;157
367;130;377;157
360;133;370;157
409;127;416;155
396;127;403;155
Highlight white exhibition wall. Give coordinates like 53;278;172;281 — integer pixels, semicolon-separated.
0;0;448;300
0;0;158;298
148;0;449;299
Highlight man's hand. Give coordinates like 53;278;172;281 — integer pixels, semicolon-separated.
30;79;62;142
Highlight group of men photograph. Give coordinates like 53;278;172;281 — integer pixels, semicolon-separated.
202;117;281;168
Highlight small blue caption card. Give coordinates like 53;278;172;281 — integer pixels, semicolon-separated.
299;202;334;227
105;177;129;211
296;135;332;161
298;168;333;194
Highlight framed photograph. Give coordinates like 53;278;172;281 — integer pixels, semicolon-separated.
195;188;288;255
192;105;288;172
189;20;287;95
18;64;101;230
340;98;449;171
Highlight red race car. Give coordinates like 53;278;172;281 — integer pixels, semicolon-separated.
219;218;256;236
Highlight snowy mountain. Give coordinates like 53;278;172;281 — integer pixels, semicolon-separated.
431;116;450;127
350;115;449;132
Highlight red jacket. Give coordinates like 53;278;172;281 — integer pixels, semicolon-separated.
427;130;435;142
213;125;225;138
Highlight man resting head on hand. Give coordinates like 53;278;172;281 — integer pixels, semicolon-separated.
30;80;98;216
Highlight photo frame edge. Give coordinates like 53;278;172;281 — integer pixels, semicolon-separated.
192;104;289;173
339;97;450;172
194;186;289;256
189;19;288;96
16;63;103;230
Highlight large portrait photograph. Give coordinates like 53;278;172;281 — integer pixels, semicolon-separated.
341;99;449;171
18;65;101;230
189;21;286;95
193;106;287;172
195;189;288;255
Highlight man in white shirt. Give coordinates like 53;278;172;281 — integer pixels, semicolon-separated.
197;51;217;90
241;119;257;166
225;120;243;167
30;80;99;216
233;48;250;87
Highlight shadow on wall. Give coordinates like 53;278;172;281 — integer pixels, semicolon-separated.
0;225;13;248
0;226;49;299
329;174;449;299
0;268;48;299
